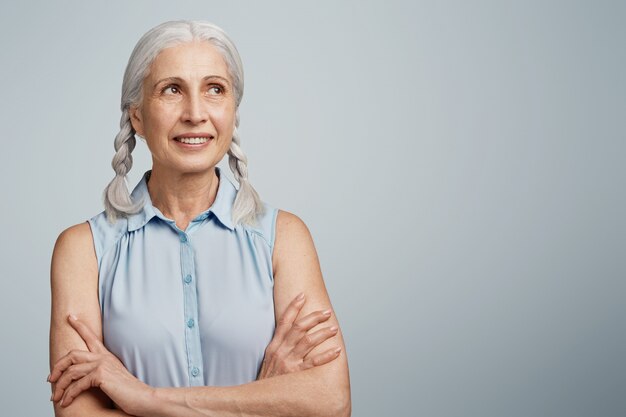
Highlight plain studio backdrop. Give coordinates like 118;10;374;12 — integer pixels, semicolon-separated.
0;1;624;416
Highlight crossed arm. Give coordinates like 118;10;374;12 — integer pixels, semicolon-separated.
49;210;351;417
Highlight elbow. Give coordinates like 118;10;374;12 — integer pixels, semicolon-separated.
325;368;352;417
309;382;350;417
334;396;351;417
304;355;351;417
325;385;351;417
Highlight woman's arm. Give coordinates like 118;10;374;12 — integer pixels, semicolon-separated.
49;223;135;417
145;210;351;417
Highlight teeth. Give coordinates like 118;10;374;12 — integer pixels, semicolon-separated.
177;137;210;144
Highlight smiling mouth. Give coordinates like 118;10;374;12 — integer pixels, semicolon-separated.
174;136;212;144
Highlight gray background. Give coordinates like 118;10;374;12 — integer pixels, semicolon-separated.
1;0;624;416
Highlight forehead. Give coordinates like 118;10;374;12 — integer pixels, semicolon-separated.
146;41;231;83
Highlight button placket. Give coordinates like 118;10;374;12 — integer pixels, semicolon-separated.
179;232;204;385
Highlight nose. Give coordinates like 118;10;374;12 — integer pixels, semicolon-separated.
181;92;208;124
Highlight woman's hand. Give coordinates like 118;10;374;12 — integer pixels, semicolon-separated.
48;314;153;415
257;293;342;379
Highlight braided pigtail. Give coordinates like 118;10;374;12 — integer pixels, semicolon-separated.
103;108;144;223
228;112;265;227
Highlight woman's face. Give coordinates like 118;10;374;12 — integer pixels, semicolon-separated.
130;40;237;175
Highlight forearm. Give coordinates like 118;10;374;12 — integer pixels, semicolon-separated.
53;397;134;417
143;365;350;417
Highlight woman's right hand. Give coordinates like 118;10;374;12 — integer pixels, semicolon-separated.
257;293;341;379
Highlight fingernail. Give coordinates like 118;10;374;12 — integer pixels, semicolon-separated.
323;309;332;316
50;394;53;401
59;398;64;406
334;347;342;354
46;374;50;382
296;292;305;301
68;314;77;321
330;326;338;332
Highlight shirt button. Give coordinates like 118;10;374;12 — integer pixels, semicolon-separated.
179;234;188;243
187;318;195;328
184;274;192;284
191;367;200;377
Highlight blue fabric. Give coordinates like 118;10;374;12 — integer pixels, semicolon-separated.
87;167;278;387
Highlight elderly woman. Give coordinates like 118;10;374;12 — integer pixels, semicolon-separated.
48;20;350;417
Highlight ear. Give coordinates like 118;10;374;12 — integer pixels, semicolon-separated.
129;104;145;137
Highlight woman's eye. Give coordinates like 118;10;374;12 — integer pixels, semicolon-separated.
162;85;180;95
208;85;223;95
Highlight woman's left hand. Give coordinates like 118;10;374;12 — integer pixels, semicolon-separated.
48;314;153;415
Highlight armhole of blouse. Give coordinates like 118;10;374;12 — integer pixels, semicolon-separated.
85;218;104;313
269;207;279;255
86;218;101;268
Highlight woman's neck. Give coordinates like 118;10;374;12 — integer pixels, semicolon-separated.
146;165;220;231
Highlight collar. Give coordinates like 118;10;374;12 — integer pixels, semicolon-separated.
127;166;237;232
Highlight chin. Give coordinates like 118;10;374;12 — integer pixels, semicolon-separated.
177;160;219;175
157;153;224;176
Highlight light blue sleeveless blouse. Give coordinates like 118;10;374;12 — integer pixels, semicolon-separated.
87;167;278;388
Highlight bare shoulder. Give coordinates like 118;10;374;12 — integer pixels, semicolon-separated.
50;220;99;322
272;210;318;274
272;209;330;312
274;210;313;250
51;222;97;287
53;222;95;259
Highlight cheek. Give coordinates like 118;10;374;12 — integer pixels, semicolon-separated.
216;109;236;150
146;109;179;136
214;106;235;126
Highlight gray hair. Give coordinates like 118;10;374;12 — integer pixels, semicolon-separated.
103;20;265;227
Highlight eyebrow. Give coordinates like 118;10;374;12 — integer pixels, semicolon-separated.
152;75;231;89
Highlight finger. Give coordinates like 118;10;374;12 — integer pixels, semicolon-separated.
292;325;339;358
301;346;342;370
273;293;306;344
67;314;106;353
52;362;98;402
49;350;98;383
59;372;97;408
282;309;332;348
